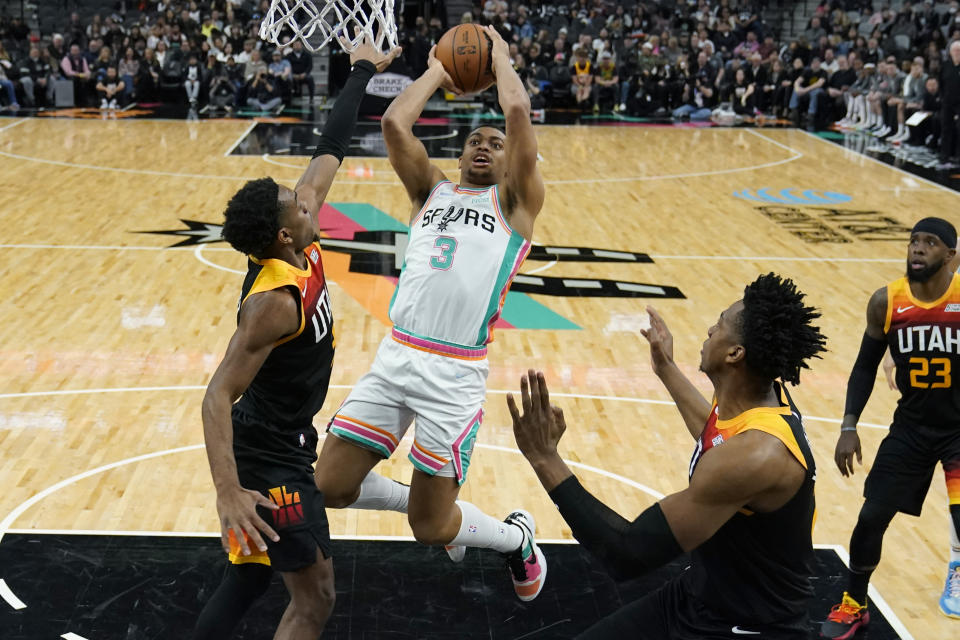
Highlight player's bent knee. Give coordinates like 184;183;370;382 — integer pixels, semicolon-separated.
408;515;455;546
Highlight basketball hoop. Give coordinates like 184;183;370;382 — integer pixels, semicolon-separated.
258;0;398;53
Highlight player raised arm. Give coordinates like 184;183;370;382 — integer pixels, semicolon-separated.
381;47;459;211
641;306;712;439
508;371;803;579
834;287;888;477
201;290;300;556
295;33;400;214
482;26;544;240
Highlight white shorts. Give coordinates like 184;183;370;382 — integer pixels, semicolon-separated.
328;328;489;485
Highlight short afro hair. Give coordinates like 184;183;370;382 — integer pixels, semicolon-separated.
222;177;282;258
738;273;827;385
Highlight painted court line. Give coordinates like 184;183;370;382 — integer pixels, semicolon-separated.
0;118;27;133
0;384;893;431
222;120;258;157
0;578;25;609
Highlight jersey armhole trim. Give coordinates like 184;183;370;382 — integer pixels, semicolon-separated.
410;179;450;227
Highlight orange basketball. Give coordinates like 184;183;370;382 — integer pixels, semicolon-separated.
435;24;495;94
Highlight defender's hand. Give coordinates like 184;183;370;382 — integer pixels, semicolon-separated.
344;28;402;73
507;370;567;464
216;486;280;555
640;306;675;376
834;430;862;478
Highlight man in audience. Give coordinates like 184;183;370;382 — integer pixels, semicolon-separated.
889;57;928;143
939;40;960;167
17;45;53;108
789;56;827;130
286;40;314;103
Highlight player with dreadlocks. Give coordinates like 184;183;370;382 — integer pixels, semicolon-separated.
506;273;827;638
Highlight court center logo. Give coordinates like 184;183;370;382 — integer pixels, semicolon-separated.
732;188;852;205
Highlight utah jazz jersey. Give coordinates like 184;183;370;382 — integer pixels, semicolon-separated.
884;275;960;430
683;383;817;624
388;180;531;349
234;241;335;432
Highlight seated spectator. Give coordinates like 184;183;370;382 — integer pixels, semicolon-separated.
183;54;202;107
888;57;927;143
768;58;793;118
571;47;593;108
869;57;905;137
0;57;18;110
286;40;314;102
209;73;237;115
61;44;92;107
916;76;941;149
118;47;139;101
673;52;717;121
48;34;66;66
592;51;619;113
841;60;879;128
92;46;113;83
826;54;857;123
246;67;282;112
16;46;53;108
267;48;292;101
724;66;756;115
744;52;768;110
138;47;161;102
95;65;125;109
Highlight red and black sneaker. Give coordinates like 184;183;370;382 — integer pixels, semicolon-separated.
821;592;870;639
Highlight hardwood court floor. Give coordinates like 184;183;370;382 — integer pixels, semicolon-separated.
0;116;956;638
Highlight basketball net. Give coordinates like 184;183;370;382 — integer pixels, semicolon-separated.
259;0;398;53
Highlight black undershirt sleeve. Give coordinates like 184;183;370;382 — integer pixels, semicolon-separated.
547;475;684;580
312;59;377;162
843;332;888;419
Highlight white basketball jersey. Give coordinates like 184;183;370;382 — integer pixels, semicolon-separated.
389;180;531;348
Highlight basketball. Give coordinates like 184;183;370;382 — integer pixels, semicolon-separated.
435;24;495;94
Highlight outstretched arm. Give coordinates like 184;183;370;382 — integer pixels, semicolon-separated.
381;48;459;211
202;289;300;555
483;26;544;239
295;35;401;214
640;306;711;439
508;371;802;579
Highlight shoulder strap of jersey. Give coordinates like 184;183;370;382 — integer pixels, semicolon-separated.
240;257;306;345
411;179;451;227
883;277;906;334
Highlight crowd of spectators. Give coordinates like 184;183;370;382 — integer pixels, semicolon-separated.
3;1;960;164
0;1;317;113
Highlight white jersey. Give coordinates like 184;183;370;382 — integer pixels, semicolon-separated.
389;180;531;349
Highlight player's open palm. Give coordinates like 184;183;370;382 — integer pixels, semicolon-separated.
641;306;675;375
508;370;567;464
215;486;279;555
834;430;862;477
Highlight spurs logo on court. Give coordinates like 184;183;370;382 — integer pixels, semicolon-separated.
140;208;685;331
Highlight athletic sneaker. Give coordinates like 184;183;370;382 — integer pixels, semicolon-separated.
821;592;870;639
444;544;465;563
940;561;960;619
503;509;546;602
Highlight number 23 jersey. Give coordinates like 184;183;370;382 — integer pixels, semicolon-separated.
885;274;960;429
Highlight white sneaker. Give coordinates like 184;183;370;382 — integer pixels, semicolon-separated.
619;102;627;112
876;125;891;137
100;98;108;109
109;99;118;110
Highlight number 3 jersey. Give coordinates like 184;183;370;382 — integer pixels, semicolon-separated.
388;180;531;348
234;241;335;431
885;274;960;429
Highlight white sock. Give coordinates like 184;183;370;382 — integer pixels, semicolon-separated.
346;472;409;513
950;510;960;564
449;500;524;553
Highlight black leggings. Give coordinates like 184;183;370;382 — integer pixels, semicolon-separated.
193;562;272;640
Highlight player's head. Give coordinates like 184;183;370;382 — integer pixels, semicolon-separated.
222;177;315;258
459;126;507;186
906;217;957;283
699;273;827;386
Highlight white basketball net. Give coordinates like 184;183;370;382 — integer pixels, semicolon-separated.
259;0;398;53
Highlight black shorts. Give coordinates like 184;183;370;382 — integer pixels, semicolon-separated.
864;422;960;517
577;577;809;640
230;413;331;573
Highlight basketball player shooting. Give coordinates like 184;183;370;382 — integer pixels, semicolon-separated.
313;25;549;601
